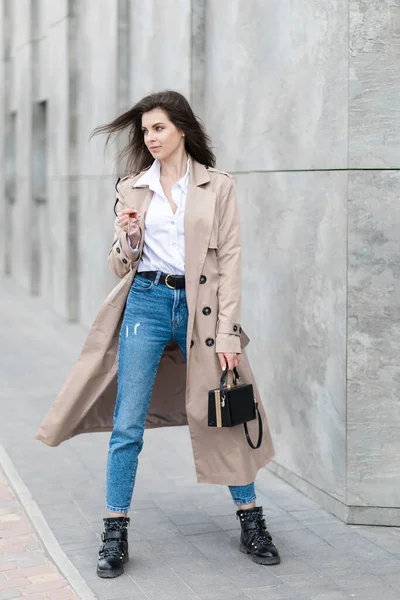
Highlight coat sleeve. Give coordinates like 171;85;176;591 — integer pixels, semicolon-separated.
108;182;142;279
215;177;242;354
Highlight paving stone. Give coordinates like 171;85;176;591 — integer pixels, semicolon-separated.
310;593;352;600
0;469;78;599
0;591;23;600
177;521;223;536
167;511;213;526
346;585;399;600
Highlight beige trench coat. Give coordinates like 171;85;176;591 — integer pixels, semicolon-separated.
36;158;275;485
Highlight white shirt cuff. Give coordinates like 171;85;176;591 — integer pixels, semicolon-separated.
126;232;141;251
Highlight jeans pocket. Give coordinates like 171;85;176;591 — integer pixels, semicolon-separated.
131;275;154;292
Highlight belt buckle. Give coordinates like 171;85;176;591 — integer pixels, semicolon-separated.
165;274;176;289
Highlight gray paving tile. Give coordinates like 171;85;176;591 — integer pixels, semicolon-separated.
49;524;98;544
267;516;308;533
177;521;223;536
303;521;352;538
243;583;330;600
266;555;313;576
130;508;173;524
165;555;252;598
81;570;151;599
360;556;400;576
0;591;23;600
167;511;213;526
128;564;199;600
147;532;202;558
346;585;399;600
199;589;249;600
319;564;370;578
209;514;240;530
310;593;352;600
378;572;400;587
329;572;387;591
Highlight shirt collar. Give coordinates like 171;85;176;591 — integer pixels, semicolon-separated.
136;157;190;194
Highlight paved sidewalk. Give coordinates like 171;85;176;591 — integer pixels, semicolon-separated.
0;466;78;599
2;275;400;600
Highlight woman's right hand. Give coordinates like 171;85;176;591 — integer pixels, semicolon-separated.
116;207;140;234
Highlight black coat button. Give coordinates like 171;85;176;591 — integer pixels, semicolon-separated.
206;338;214;347
122;258;128;264
190;340;194;348
233;325;238;332
199;275;207;284
202;307;211;316
116;247;121;254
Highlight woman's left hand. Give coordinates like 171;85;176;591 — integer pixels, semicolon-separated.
217;352;241;372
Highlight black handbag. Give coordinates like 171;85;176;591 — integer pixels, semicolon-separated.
208;360;263;449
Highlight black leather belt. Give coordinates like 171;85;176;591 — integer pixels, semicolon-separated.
137;271;186;289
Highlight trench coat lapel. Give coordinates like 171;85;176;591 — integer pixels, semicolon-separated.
184;161;216;339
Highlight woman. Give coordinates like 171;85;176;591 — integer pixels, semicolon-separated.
36;90;280;577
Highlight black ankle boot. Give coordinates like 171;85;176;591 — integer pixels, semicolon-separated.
237;506;280;565
97;517;130;578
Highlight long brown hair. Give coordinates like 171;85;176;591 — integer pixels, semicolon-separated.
92;90;216;174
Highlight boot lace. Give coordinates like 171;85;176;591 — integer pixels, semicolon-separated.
99;542;125;560
238;508;276;551
99;517;129;560
250;517;276;550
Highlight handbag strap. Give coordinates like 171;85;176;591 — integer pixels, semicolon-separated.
220;359;262;449
220;359;240;397
243;403;263;449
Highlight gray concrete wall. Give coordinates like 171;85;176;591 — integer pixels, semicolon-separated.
1;0;399;524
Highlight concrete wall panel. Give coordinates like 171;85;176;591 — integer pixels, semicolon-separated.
77;0;118;178
76;0;119;323
78;177;117;328
236;173;347;500
12;0;32;291
204;0;348;172
349;1;400;168
129;0;191;102
238;170;347;501
0;0;5;276
347;171;400;506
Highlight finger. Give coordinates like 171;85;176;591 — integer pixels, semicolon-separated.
227;357;235;371
119;207;138;215
217;353;226;371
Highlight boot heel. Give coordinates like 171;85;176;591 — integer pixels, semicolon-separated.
239;543;250;554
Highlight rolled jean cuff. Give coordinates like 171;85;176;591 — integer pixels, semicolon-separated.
228;481;256;506
231;494;257;506
106;504;130;513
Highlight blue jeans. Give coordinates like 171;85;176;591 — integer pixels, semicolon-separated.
106;273;257;512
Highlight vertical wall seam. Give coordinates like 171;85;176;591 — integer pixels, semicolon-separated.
345;0;350;508
190;0;206;119
67;0;79;321
116;0;130;175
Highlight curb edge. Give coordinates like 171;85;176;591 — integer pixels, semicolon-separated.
0;444;97;600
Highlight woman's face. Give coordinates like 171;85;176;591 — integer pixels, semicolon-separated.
141;109;184;162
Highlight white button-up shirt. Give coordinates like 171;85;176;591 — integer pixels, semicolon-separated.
134;158;189;276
